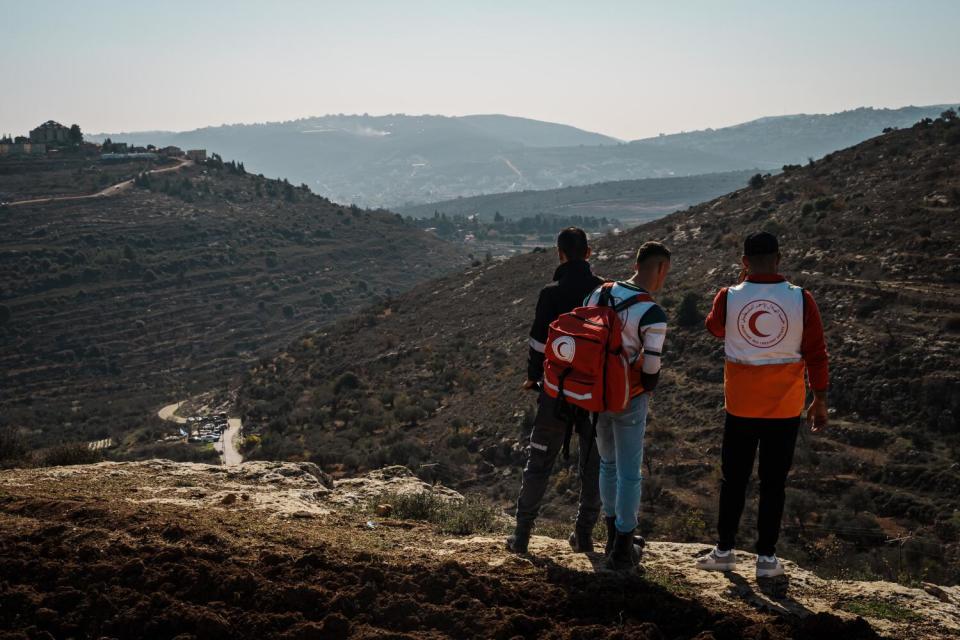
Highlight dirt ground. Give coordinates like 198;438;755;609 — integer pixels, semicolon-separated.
0;461;953;639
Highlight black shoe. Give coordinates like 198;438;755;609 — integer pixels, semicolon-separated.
506;526;531;554
603;516;617;556
634;535;646;562
568;524;595;553
604;528;640;572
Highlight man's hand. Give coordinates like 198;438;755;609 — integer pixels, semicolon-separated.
521;379;539;391
806;391;828;432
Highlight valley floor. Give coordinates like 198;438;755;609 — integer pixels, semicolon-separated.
1;461;958;639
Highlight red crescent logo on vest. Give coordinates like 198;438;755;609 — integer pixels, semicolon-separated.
737;299;788;348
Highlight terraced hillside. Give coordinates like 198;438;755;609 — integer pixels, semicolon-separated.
238;113;960;584
0;156;466;455
398;170;758;227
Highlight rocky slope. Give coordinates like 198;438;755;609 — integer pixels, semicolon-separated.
0;155;466;456
2;459;958;639
237;114;960;584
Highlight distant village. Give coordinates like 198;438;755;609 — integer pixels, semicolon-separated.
0;120;206;164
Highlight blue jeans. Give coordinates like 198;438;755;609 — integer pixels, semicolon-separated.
595;393;648;534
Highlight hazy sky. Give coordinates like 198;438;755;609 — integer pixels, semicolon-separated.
2;0;958;140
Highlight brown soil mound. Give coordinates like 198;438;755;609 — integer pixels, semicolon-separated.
0;462;889;640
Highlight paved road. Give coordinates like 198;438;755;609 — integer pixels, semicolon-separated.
6;157;192;207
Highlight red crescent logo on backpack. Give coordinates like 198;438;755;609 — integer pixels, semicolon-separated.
551;336;576;362
737;299;788;348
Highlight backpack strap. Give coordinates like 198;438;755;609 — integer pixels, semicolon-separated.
614;293;653;312
602;282;654;312
597;282;616;308
552;368;577;461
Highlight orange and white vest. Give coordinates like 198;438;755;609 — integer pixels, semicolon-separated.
724;280;805;418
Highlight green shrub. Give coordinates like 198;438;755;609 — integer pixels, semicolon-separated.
944;316;960;333
837;597;921;622
662;508;708;542
676;292;703;327
36;443;102;467
334;371;362;394
374;491;501;535
241;434;262;451
748;173;765;189
0;426;28;464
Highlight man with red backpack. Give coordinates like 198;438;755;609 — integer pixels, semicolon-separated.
581;241;671;571
506;227;605;555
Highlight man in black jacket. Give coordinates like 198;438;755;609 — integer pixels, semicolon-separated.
507;227;605;554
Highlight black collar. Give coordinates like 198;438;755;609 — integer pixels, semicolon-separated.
553;260;593;282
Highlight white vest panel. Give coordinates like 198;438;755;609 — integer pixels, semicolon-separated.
724;281;804;365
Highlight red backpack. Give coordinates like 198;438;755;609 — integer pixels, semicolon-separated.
543;283;651;414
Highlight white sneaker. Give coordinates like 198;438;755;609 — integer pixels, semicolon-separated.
756;554;785;578
695;547;737;572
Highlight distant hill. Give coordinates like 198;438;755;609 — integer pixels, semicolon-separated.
0;154;466;456
629;105;958;166
398;170;758;226
90;106;955;208
238;113;960;585
88;114;621;207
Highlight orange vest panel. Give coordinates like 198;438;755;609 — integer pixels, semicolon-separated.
724;360;806;418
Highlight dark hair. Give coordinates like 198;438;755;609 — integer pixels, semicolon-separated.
636;241;671;264
557;227;589;261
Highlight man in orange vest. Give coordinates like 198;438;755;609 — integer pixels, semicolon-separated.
696;231;828;578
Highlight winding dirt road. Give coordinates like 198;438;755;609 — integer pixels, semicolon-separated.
215;419;243;467
6;157;192;207
157;400;243;466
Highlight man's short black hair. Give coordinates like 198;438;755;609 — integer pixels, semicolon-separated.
744;231;779;256
636;241;671;265
557;227;589;261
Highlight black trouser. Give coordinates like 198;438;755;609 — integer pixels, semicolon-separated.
717;412;799;557
514;393;601;531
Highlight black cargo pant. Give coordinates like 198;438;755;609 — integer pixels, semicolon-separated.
514;392;601;531
717;412;800;557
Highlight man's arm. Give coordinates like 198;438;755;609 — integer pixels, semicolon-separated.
525;288;552;385
639;305;668;391
801;290;829;430
704;288;728;338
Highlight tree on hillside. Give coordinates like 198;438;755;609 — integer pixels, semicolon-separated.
0;425;28;463
68;124;83;145
676;292;703;327
748;173;765;189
